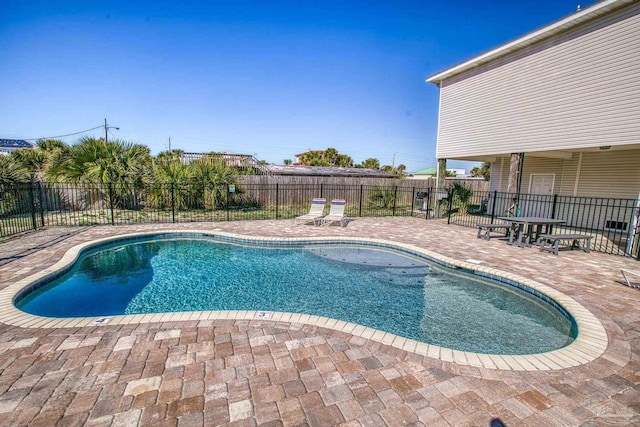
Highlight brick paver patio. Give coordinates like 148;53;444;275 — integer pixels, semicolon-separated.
0;217;639;426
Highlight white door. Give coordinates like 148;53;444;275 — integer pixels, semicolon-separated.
529;174;555;195
526;174;555;217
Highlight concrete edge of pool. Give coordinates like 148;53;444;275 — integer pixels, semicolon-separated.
0;230;608;372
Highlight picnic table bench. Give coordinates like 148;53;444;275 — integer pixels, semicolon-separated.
621;269;640;289
538;233;592;255
476;223;512;240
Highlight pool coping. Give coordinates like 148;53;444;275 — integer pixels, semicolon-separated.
0;230;608;371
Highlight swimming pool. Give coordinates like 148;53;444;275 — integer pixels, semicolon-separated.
15;233;577;355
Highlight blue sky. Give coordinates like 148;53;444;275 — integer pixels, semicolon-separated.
0;1;591;173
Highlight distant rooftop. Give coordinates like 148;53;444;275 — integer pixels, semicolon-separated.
181;152;271;175
0;139;32;149
295;150;324;158
266;165;396;178
411;167;437;176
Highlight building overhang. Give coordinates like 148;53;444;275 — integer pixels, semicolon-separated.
440;143;640;163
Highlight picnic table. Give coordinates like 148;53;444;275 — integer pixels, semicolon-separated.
497;216;566;248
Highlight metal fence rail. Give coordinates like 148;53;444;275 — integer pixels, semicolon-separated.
1;182;638;259
0;182;432;230
444;190;640;259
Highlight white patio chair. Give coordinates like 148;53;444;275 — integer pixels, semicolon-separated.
621;269;640;289
295;198;326;225
321;199;348;227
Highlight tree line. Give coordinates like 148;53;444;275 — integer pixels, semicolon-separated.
1;139;490;188
0;137;238;186
289;147;490;179
0;137;243;210
286;147;407;176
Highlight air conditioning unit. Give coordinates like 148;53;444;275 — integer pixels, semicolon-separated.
604;220;628;231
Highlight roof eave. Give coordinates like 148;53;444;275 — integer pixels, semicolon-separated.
426;0;631;85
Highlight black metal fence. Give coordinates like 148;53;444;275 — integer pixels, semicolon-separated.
441;189;640;259
0;181;431;232
1;182;639;259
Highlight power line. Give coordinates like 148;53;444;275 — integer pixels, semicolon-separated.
22;125;105;141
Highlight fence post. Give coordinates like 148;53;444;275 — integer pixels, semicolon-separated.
392;186;398;216
551;194;558;219
275;183;279;219
320;183;324;199
226;184;230;221
490;190;497;223
359;185;363;217
37;182;45;227
28;183;37;230
410;187;416;217
134;187;139;210
426;189;431;220
447;190;453;225
171;183;176;223
108;182;115;225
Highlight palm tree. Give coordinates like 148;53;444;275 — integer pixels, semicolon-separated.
471;162;491;180
155;149;184;163
381;165;394;173
191;157;237;209
46;137;150;184
335;154;353;167
299;148;354;167
0;156;31;220
0;155;29;186
36;139;67;153
46;137;151;209
10;148;47;182
324;148;339;165
147;153;193;209
360;158;380;169
299;150;328;166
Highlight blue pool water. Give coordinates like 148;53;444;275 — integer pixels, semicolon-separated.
16;236;575;354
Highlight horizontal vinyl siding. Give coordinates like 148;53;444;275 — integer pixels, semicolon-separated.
489;159;503;192
490;156;512;193
490;151;640;198
436;2;640;159
521;155;580;196
576;150;640;198
557;155;579;196
521;157;565;194
490;153;584;197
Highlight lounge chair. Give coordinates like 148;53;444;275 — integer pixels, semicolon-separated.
321;199;348;227
295;198;326;225
621;269;640;289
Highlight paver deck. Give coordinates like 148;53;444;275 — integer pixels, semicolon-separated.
0;217;639;426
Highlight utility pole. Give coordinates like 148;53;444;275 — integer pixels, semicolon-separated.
392;153;395;168
104;118;119;144
168;136;171;152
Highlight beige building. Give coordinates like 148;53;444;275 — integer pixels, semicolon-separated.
427;0;640;201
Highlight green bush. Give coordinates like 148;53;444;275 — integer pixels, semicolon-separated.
368;186;395;209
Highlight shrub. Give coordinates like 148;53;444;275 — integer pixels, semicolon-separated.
368;186;395;209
